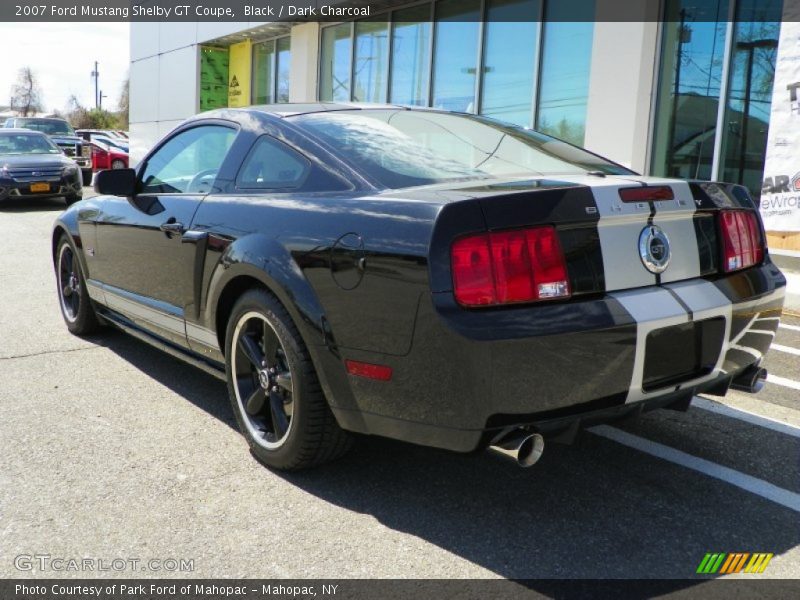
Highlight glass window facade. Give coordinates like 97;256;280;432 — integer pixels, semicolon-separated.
431;0;481;112
251;37;290;105
389;6;431;105
652;0;730;181
481;0;541;126
653;0;783;197
719;0;782;195
276;37;291;103
318;0;595;142
353;18;390;102
252;40;275;105
320;23;352;102
535;0;595;145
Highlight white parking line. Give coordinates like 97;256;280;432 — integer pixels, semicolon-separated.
692;397;800;439
772;343;800;357
589;425;800;513
767;374;800;391
779;323;800;332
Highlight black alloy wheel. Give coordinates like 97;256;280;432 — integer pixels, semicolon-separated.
225;289;352;470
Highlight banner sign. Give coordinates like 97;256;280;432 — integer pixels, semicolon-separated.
199;46;229;111
761;5;800;232
228;40;252;108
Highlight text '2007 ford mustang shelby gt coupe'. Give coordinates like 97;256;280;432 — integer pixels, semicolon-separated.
52;105;786;470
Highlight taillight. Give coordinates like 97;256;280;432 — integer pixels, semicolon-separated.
619;186;674;202
451;225;570;307
718;210;764;272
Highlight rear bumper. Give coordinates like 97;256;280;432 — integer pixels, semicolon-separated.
332;259;786;452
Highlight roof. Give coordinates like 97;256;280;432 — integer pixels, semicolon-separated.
242;102;417;117
0;128;48;135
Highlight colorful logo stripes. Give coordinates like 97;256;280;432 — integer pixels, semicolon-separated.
696;552;774;574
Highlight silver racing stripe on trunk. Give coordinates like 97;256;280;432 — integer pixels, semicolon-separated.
643;179;701;285
611;280;733;404
593;184;656;291
579;176;702;291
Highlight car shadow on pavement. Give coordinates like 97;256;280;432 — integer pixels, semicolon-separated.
0;197;71;212
92;328;236;429
274;422;799;584
94;329;798;585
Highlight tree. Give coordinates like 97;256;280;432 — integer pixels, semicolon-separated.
10;67;43;116
64;95;121;130
117;76;129;129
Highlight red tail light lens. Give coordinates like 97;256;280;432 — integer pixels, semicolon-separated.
619;186;675;202
451;234;496;306
451;225;570;307
345;360;393;381
719;210;764;272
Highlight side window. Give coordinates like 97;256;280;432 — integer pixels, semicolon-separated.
236;136;310;190
140;125;236;194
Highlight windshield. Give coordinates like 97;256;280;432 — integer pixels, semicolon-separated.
15;118;76;136
0;133;61;155
96;137;129;152
290;110;633;189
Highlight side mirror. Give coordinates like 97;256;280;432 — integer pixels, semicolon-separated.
94;168;137;196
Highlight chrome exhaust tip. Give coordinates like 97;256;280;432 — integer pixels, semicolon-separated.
489;431;545;468
730;366;767;394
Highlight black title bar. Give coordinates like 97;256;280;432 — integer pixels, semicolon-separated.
2;0;797;22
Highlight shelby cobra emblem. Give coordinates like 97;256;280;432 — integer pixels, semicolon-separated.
639;225;671;274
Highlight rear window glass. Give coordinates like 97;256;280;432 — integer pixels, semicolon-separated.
291;110;632;189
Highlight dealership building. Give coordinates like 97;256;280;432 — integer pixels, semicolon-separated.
130;0;800;249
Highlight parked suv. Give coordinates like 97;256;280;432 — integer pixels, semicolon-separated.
4;117;92;185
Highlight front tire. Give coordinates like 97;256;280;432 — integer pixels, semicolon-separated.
64;193;82;206
56;234;100;335
111;159;126;169
225;289;352;470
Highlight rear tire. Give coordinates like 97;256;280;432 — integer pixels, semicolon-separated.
55;234;100;335
224;288;352;470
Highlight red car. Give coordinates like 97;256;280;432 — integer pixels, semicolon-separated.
88;140;128;171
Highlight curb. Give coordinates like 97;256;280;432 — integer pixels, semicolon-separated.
770;251;800;316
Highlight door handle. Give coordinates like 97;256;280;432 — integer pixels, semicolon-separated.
160;219;185;235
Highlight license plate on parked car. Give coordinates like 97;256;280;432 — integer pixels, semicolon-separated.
30;183;50;193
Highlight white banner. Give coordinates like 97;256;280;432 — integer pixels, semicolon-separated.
761;2;800;232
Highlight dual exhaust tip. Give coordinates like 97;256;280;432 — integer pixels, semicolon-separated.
489;430;545;468
489;366;768;468
730;366;768;394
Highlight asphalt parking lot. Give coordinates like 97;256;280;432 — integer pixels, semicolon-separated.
1;191;799;582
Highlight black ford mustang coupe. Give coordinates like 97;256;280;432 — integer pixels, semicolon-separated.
52;104;786;470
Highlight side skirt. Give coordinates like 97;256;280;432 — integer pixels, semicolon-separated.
97;308;227;381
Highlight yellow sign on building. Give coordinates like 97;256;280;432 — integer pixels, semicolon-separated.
228;40;252;108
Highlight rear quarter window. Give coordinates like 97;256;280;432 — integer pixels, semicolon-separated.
235;135;349;192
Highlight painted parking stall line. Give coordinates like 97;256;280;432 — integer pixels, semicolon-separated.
771;343;800;357
589;425;800;513
767;374;800;392
692;396;800;439
779;322;800;332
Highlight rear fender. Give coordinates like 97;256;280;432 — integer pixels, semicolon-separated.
203;233;359;413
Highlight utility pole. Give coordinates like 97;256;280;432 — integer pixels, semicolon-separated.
91;61;99;108
99;91;108;109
